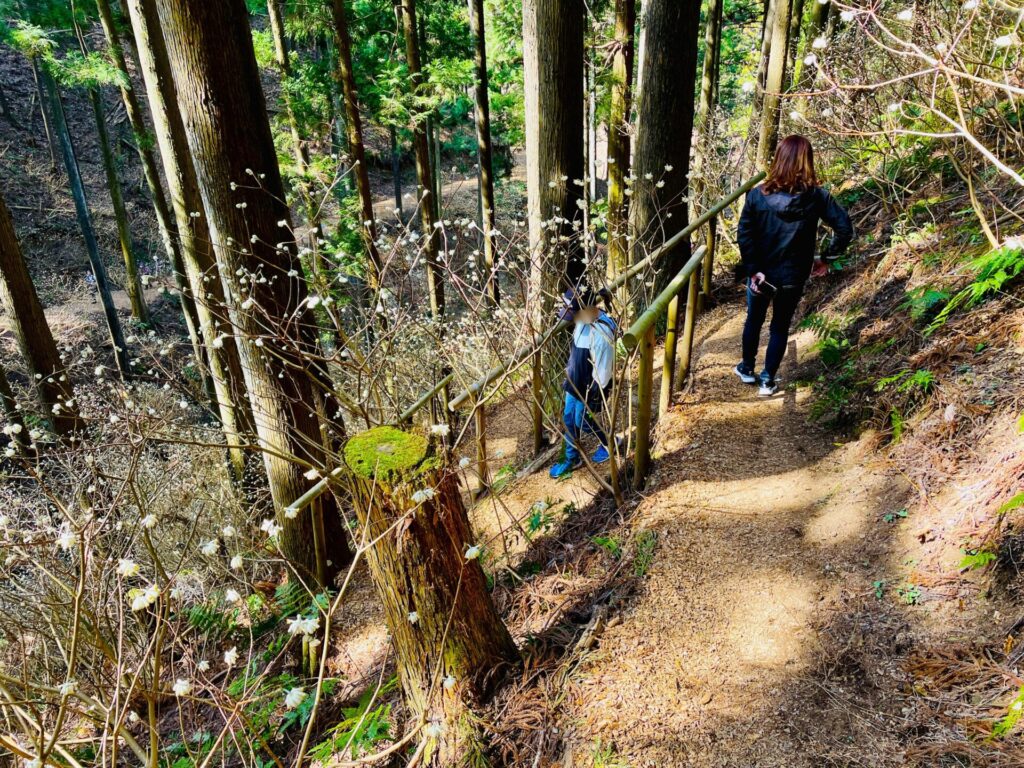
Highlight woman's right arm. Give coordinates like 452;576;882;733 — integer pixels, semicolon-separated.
820;190;854;260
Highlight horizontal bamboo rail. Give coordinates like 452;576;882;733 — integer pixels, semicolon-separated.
284;174;763;513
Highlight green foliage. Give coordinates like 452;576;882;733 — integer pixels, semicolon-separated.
873;580;886;599
343;426;429;480
883;508;909;524
903;285;951;322
897;583;921;605
959;548;997;571
1;20;55;57
875;369;935;396
250;28;277;70
999;492;1024;516
591;739;629;768
163;731;215;768
0;1;84;32
808;360;861;424
308;677;399;761
592;534;622;560
926;242;1024;335
274;580;311;617
184;600;237;638
992;687;1024;738
889;409;905;442
526;498;558;536
800;312;857;367
632;530;657;577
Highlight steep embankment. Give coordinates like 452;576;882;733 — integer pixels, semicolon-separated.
547;175;1024;764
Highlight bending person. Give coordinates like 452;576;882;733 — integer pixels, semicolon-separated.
550;286;617;479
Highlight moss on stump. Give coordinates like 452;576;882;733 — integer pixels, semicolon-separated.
343;425;430;483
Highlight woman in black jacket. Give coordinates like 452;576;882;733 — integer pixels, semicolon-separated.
736;134;853;395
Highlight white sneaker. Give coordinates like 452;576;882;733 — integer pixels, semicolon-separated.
758;374;779;396
734;364;757;385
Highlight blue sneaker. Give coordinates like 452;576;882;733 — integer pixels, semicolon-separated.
549;459;581;478
592;445;610;464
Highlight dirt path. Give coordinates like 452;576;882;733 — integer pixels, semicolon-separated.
553;308;915;767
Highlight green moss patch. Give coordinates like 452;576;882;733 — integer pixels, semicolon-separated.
344;426;428;481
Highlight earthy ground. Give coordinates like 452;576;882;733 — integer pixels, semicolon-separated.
552;306;910;766
465;294;1024;767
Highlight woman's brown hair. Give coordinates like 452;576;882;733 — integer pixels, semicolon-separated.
762;134;819;194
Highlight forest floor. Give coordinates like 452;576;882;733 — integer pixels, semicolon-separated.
463;291;1024;767
553;304;913;766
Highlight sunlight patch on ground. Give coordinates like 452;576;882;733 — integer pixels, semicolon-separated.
720;570;818;673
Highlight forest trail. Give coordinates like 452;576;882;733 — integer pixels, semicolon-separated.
553;305;915;767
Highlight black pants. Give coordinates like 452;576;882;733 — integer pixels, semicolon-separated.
742;283;802;377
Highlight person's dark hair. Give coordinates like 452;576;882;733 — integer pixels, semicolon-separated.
763;135;818;194
563;285;613;315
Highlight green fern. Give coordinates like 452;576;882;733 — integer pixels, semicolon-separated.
308;677;399;761
927;242;1024;334
903;285;951;321
184;601;235;638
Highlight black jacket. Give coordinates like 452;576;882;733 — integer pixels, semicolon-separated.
737;185;854;287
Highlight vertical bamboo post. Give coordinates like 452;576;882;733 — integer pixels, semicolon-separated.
659;293;681;417
532;349;544;454
677;270;701;386
474;401;489;496
634;325;655;488
700;215;718;312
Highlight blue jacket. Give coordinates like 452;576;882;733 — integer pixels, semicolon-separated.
564;312;617;406
738;185;854;287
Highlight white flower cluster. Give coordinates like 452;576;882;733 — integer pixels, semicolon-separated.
411;488;435;505
287;614;320;637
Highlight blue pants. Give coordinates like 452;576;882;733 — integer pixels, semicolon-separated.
742;283;802;378
562;392;609;464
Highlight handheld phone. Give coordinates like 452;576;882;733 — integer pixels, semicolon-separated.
754;277;777;296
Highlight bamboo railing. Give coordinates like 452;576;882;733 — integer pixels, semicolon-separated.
286;173;764;511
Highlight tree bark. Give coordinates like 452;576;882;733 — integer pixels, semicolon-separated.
744;0;775;173
266;0;322;247
468;0;499;306
787;0;807;85
0;360;31;453
94;0;199;334
694;0;724;304
125;0;255;480
606;0;636;309
756;0;793;170
523;0;586;319
693;0;724;194
154;0;352;583
328;0;385;303
30;58;58;172
630;0;702;296
42;69;131;378
586;53;597;202
390;124;403;219
0;193;81;436
343;427;517;764
398;0;445;322
89;89;150;325
796;0;830;92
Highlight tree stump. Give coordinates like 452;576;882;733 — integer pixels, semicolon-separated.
343;426;517;764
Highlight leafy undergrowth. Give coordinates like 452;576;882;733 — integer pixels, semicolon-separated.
790;153;1024;758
